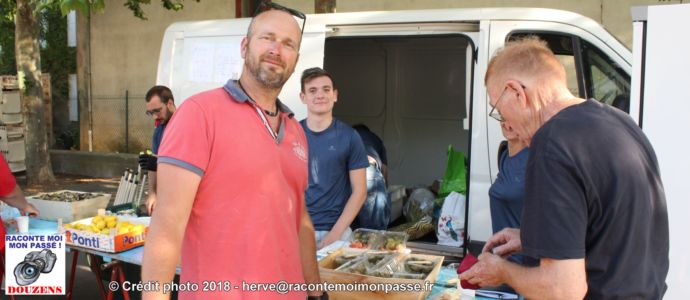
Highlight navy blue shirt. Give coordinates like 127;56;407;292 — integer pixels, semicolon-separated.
488;146;528;234
489;146;536;266
301;119;369;231
522;99;668;299
151;123;167;155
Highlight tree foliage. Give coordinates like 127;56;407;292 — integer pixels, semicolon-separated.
0;0;17;74
54;0;197;20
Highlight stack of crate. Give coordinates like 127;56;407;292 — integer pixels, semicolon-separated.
0;75;26;172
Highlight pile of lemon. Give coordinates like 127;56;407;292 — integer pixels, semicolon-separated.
63;215;145;235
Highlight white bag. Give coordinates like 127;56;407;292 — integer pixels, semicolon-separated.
437;192;465;247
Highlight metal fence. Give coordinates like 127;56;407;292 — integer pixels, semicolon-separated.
91;92;154;154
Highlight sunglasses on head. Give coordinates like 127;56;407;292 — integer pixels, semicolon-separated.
254;1;307;37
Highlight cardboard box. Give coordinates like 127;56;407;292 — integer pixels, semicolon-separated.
319;248;443;300
27;190;111;223
60;216;149;253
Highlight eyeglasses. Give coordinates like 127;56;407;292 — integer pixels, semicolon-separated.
254;1;307;37
145;107;163;117
488;84;526;122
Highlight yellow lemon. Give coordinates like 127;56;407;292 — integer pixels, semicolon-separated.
106;220;117;228
118;221;132;228
104;216;117;223
130;224;144;233
95;220;106;230
101;228;110;235
63;223;73;229
117;227;130;235
92;216;104;224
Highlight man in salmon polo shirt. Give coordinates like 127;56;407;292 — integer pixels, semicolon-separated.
141;4;325;300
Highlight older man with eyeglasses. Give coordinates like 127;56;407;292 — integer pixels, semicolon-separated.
460;36;669;299
141;2;326;300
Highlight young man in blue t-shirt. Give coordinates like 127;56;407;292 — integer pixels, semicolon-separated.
299;67;369;249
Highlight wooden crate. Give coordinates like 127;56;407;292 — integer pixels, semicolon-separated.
319;248;444;300
27;190;111;223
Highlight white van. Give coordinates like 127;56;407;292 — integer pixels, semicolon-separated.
156;7;633;252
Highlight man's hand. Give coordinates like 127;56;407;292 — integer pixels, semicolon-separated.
146;194;157;216
318;231;340;250
139;150;158;172
458;252;506;287
482;228;522;257
20;203;40;217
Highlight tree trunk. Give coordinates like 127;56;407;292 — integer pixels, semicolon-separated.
15;0;56;185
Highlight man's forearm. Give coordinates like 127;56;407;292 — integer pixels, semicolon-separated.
330;189;366;236
141;164;199;299
298;206;322;295
0;186;29;211
149;171;157;196
501;259;587;300
141;232;182;299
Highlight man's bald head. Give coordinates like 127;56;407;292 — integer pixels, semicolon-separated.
485;36;567;91
246;9;302;47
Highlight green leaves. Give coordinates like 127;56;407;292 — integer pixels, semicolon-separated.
58;0;89;17
124;0;151;20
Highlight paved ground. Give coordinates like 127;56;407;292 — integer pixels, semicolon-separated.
2;173;143;300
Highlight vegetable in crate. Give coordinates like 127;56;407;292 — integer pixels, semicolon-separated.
405;258;435;274
366;252;389;265
333;253;360;268
350;230;377;248
381;235;405;251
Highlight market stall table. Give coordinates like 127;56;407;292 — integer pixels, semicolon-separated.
27;220;510;300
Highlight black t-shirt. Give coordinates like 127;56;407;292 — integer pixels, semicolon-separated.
521;99;669;299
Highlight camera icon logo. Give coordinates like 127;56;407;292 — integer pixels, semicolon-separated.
13;249;58;286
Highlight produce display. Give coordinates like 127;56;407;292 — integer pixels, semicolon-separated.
336;259;367;274
331;250;437;280
366;252;390;265
63;215;144;236
349;229;380;249
379;233;407;251
404;257;435;274
62;214;149;253
33;191;103;202
333;253;359;268
349;229;409;251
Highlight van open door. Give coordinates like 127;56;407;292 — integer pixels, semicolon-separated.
632;4;690;299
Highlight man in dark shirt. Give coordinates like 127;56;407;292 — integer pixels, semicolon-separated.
353;124;390;230
460;36;669;299
139;85;176;215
